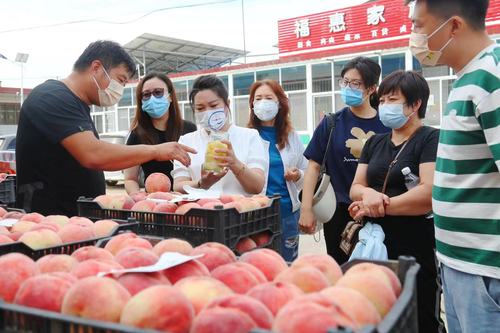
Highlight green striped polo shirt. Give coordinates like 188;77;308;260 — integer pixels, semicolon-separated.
433;43;500;279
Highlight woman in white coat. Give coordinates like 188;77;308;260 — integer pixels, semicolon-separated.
248;80;308;261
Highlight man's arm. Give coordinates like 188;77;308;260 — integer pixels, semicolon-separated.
62;131;196;171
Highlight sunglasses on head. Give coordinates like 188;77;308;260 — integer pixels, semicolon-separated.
141;88;166;101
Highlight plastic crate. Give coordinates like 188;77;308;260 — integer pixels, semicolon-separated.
0;219;137;260
250;256;420;333
0;175;16;205
77;196;282;252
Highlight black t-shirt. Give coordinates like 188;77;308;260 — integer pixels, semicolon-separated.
358;126;439;260
127;120;197;184
15;80;105;216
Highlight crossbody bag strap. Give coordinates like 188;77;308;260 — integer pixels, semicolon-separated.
320;113;337;175
381;127;422;194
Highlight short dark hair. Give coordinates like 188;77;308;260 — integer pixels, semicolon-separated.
341;56;381;109
73;40;136;76
405;0;489;30
378;70;430;119
189;75;229;109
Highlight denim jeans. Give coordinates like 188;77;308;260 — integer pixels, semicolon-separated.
280;210;299;262
441;263;500;333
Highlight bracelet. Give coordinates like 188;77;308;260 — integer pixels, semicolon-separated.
234;164;246;177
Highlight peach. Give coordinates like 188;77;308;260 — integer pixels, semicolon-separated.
251;194;272;207
291;253;343;285
62;276;131;322
115;247;159;269
0;234;14;244
205;294;273;329
20;212;45;223
94;194;113;209
246;281;304;316
49;271;78;284
0;206;7;217
14;274;73;312
57;224;95;243
232;262;267;284
19;229;63;250
130;191;148;203
251;231;272;247
117;272;170;296
92;219;119;237
71;245;115;262
191;307;256;333
219;194;245;204
223;201;244;212
273;293;357;333
175;202;201;215
30;221;61;232
42;215;69;228
163;259;209;284
237;198;261;212
153;238;193;256
147;191;175;201
120;285;194;333
321;286;381;326
345;262;402;297
196;198;222;207
240;248;288;281
110;194;135;210
0;253;38;302
153;202;178;213
11;220;37;234
0;226;9;235
131;200;157;212
3;211;25;220
174;276;233;314
235;237;257;254
191;242;236;271
201;201;225;210
104;232;152;255
211;262;264;294
275;266;330;293
36;254;78;273
68;216;94;227
335;271;397;317
7;231;22;241
71;259;123;279
145;172;171;193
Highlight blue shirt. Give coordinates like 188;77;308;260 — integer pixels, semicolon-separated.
304;107;390;204
259;126;293;218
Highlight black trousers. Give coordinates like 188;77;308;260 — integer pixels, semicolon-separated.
323;202;351;265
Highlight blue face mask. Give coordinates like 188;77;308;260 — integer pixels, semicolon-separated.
341;87;364;106
379;103;412;129
142;96;170;119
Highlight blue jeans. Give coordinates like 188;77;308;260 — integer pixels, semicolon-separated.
280;210;299;262
441;263;500;333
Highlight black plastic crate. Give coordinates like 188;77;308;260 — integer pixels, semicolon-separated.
0;219;137;260
250;256;420;333
0;301;160;333
0;175;16;205
77;196;282;252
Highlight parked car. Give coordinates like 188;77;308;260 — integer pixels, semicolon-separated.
0;134;16;151
0;134;17;174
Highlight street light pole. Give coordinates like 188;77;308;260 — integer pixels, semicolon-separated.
241;0;247;64
15;53;29;107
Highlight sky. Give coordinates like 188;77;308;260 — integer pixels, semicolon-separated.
0;0;367;88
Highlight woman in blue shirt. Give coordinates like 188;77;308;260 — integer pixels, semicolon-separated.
248;80;308;261
299;57;390;264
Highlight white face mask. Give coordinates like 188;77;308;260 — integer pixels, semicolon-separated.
92;67;124;107
253;100;279;122
409;17;453;66
195;107;227;132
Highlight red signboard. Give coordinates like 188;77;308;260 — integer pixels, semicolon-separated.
278;0;500;58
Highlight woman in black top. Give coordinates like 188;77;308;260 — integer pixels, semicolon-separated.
349;70;443;333
125;72;197;194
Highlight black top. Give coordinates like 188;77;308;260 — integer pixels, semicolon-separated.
15;80;105;216
358;126;439;258
126;120;197;184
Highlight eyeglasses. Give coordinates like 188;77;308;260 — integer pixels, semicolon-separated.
338;79;364;90
141;88;166;101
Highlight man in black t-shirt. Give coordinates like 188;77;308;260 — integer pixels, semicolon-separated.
16;41;195;216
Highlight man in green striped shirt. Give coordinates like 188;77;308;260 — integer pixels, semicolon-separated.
409;0;499;331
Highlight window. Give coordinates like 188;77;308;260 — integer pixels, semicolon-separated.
118;108;130;131
233;97;250;127
233;72;255;96
312;63;332;93
413;57;450;77
118;87;133;107
105;112;116;133
281;66;306;91
333;60;349;90
313;95;333;127
256;69;279;82
424;80;441;127
183;103;195;124
217;76;229;90
173;81;188;101
128;107;135;128
288;92;307;131
93;114;104;133
381;53;405;78
7;138;16;150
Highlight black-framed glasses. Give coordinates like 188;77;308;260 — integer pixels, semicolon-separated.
338;79;363;90
141;88;165;101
